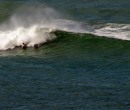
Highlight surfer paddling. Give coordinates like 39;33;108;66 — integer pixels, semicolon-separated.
20;43;39;50
34;44;39;49
22;43;27;50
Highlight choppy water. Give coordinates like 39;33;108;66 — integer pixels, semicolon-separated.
0;0;130;110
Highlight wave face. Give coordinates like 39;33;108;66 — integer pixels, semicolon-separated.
0;4;130;50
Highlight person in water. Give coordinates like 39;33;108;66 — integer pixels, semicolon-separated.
34;44;39;49
22;43;27;50
21;43;39;49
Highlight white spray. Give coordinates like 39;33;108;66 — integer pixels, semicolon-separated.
0;5;85;50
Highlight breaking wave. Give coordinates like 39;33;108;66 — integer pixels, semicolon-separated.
0;5;130;50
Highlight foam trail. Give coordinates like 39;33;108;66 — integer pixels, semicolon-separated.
91;23;130;40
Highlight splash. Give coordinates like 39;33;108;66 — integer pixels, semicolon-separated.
0;5;85;50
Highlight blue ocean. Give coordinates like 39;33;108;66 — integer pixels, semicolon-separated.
0;0;130;110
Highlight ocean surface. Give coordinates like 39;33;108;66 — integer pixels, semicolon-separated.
0;0;130;110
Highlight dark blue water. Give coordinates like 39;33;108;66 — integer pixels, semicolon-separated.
0;0;130;110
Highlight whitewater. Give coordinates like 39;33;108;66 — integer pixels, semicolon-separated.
0;5;130;50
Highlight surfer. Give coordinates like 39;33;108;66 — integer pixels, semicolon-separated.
22;43;27;50
34;44;39;49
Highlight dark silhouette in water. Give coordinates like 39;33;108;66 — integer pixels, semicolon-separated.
22;43;27;50
34;44;39;49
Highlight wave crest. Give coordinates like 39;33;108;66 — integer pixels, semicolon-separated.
0;4;130;50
